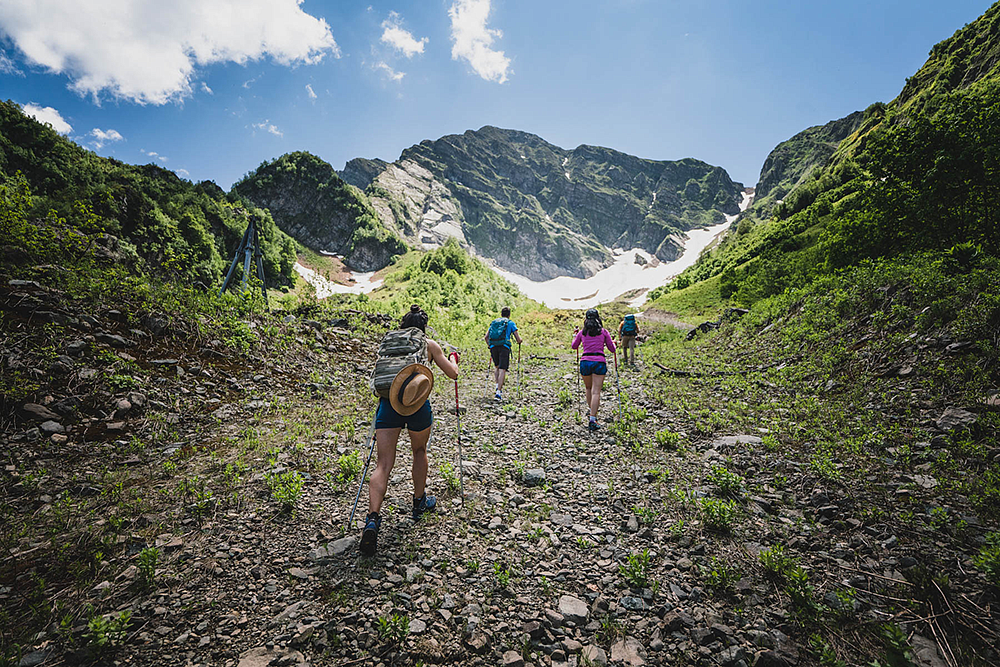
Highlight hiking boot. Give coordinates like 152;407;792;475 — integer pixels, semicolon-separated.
360;512;380;557
412;493;437;522
495;389;502;401
588;420;600;432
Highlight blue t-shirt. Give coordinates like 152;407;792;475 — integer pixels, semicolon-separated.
489;319;518;349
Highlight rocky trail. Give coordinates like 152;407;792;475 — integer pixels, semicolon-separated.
3;287;998;667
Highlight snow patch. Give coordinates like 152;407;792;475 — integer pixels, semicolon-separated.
294;262;383;298
490;191;754;310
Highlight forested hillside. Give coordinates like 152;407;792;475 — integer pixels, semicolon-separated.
0;101;296;287
232;152;406;272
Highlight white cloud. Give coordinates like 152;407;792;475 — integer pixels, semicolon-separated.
374;61;405;82
176;168;190;178
140;148;168;162
448;0;510;83
22;103;72;133
90;128;124;148
0;50;21;75
201;82;213;94
305;83;317;99
252;120;283;137
380;11;427;58
0;0;339;105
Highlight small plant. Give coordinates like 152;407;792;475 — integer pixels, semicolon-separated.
595;615;625;644
619;549;651;588
439;461;461;494
137;547;159;591
762;434;781;452
376;612;409;645
466;558;480;573
646;467;670;483
809;452;842;481
556;388;572;408
632;504;660;523
759;544;796;580
699;498;738;532
655;429;682;450
333;451;362;487
704;556;742;595
85;610;131;656
808;634;845;667
707;465;745;497
974;531;1000;588
493;562;514;589
266;470;304;510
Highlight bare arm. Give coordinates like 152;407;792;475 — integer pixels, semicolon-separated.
427;339;459;380
513;331;523;345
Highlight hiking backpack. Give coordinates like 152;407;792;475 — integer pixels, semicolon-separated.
487;317;509;347
622;314;638;336
370;327;428;399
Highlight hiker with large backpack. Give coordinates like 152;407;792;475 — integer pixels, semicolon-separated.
360;305;459;557
571;308;617;431
484;306;523;401
618;314;640;366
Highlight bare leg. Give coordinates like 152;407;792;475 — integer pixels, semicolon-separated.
367;428;400;514
583;374;593;417
590;374;606;418
409;425;431;498
496;368;508;391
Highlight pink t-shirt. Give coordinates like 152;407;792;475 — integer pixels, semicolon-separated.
572;328;616;357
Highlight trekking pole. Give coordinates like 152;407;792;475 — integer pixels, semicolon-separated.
613;344;623;423
449;352;465;506
517;342;522;399
575;345;581;421
347;417;378;531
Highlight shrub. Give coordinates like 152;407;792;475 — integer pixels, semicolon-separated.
699;498;738;532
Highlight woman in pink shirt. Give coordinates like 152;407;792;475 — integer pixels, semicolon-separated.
571;308;617;431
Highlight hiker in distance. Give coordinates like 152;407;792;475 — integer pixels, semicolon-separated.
485;306;523;401
571;308;617;431
618;313;639;366
362;304;459;557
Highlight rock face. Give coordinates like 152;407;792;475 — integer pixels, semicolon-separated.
232;152;405;271
342;126;743;280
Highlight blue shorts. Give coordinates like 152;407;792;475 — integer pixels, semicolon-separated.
375;398;433;432
579;359;607;376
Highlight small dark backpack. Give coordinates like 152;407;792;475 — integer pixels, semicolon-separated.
487;318;509;347
622;314;638;336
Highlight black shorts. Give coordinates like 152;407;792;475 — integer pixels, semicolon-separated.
490;345;511;370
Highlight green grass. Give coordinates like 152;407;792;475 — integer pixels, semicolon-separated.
647;274;727;323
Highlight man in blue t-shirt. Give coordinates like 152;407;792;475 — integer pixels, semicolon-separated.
484;306;523;401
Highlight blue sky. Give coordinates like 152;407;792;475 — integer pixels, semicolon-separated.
1;0;994;189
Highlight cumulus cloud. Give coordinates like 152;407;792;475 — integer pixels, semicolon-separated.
305;83;317;99
448;0;510;83
0;0;339;105
140;148;168;162
374;61;405;82
90;128;124;149
380;11;427;58
252;120;283;137
22;103;72;134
